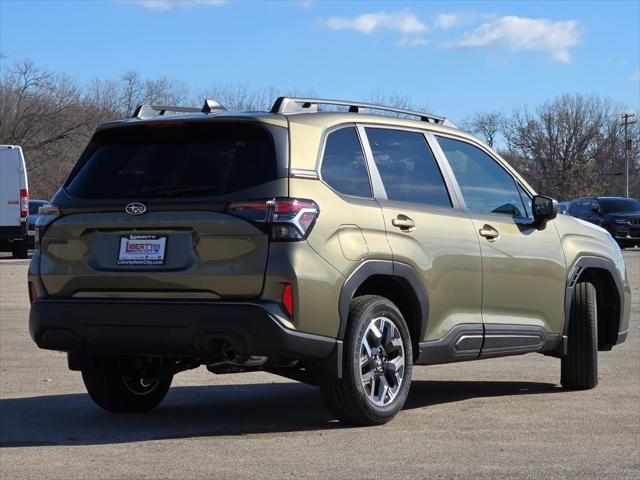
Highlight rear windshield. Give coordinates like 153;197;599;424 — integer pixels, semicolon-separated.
65;122;277;199
600;198;640;214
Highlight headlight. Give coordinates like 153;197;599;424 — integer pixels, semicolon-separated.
615;218;630;225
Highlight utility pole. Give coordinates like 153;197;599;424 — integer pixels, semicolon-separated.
621;112;637;198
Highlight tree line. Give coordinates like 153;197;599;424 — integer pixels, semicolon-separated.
461;96;639;200
1;59;638;200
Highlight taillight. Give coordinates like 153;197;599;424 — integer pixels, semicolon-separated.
227;198;319;241
20;189;28;218
34;205;60;247
282;283;294;317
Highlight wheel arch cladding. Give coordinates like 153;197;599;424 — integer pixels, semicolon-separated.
567;256;623;351
338;260;429;357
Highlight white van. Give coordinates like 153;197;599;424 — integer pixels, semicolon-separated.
0;145;29;258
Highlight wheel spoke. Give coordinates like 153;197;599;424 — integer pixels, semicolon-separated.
358;316;405;407
383;322;395;349
369;375;378;400
378;376;389;403
368;323;383;347
362;338;372;356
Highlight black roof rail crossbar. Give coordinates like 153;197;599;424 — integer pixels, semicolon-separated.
132;99;227;119
270;97;454;126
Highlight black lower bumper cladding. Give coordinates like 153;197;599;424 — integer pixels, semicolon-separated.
29;299;336;361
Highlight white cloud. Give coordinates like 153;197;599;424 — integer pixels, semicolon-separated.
451;16;581;63
322;9;427;35
131;0;226;11
395;36;428;47
434;13;465;30
632;70;640;82
434;11;490;30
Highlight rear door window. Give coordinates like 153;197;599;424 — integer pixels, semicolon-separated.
65;123;278;199
320;127;372;198
365;128;451;207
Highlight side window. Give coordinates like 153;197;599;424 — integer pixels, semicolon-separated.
578;201;590;217
321;127;372;198
365;128;451;207
569;202;581;216
437;136;526;217
517;184;532;218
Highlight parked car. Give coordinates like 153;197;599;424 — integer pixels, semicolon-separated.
28;98;631;426
0;145;29;258
567;196;640;248
558;200;572;214
27;200;52;249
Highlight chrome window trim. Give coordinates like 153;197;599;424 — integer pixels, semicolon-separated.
289;168;319;179
424;132;465;209
356;124;387;200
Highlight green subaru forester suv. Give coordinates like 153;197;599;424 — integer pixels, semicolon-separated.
28;97;631;426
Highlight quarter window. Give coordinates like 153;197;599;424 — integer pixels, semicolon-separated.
517;184;533;218
365;128;451;207
321;127;372;198
437;137;526;217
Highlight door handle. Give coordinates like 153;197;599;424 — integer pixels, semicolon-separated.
479;224;499;240
392;215;416;232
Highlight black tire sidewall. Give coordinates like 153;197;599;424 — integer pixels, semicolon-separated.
82;363;172;413
345;297;413;421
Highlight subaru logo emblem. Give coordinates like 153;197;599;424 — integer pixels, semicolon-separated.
125;202;146;215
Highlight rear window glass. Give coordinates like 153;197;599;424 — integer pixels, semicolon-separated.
65;123;277;199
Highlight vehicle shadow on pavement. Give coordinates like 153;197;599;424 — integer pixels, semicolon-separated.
0;380;559;447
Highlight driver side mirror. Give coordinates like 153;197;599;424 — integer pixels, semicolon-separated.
532;195;558;227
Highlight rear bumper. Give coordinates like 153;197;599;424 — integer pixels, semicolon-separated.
29;299;337;361
0;225;26;242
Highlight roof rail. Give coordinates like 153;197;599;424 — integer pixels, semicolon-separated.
132;99;227;119
270;97;456;127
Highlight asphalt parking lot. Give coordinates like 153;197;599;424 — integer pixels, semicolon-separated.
0;251;638;479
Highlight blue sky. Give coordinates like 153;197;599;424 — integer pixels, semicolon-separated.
1;0;638;123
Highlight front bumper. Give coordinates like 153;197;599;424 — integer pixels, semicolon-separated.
29;299;337;361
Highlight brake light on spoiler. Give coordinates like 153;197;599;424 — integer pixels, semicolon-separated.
226;198;320;241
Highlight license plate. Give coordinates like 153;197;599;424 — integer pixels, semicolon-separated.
117;234;167;265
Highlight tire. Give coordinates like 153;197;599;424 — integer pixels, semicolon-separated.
320;295;413;426
561;282;598;390
82;361;172;413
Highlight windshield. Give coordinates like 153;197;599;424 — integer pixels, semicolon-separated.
65;122;277;199
600;198;640;214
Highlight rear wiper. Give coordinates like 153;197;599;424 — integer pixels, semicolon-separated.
140;184;215;196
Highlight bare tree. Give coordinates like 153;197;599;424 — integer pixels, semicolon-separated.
502;94;622;198
460;111;504;148
0;61;102;197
